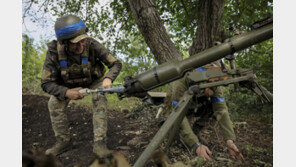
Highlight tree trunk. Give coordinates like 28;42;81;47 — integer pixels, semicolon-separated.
127;0;182;64
189;0;225;56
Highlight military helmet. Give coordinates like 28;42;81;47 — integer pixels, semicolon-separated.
54;15;89;43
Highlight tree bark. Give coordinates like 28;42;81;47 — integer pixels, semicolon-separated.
127;0;182;64
189;0;225;56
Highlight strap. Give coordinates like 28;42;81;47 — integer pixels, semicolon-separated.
153;67;161;83
227;39;236;54
57;43;67;61
192;142;201;152
81;39;90;58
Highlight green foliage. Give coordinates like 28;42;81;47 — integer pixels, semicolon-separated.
223;0;273;31
22;34;48;94
72;93;141;110
223;38;273;116
235;39;273;91
23;0;273;114
22;34;46;82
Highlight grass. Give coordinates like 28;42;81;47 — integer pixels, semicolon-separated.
72;93;142;110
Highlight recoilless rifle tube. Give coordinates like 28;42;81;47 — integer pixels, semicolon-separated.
124;23;273;96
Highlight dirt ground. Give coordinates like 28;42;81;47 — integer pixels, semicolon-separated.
22;94;273;166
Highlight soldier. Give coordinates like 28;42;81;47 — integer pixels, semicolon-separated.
41;15;122;156
167;60;244;162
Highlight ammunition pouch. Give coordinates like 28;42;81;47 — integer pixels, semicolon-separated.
61;63;93;87
57;39;105;87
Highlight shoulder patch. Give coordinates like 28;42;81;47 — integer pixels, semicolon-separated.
47;40;58;53
106;54;117;64
41;69;51;81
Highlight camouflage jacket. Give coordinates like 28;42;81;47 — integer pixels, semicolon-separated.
168;65;236;147
41;38;122;100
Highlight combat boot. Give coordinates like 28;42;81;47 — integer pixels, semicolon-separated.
93;141;109;156
45;139;71;156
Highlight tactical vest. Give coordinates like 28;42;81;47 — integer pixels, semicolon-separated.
57;40;102;87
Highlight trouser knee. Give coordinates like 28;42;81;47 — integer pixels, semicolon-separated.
92;93;108;111
48;95;70;142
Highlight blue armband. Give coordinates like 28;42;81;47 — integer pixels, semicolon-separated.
172;100;179;106
211;96;225;103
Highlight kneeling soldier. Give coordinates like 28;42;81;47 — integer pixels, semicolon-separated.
167;60;244;162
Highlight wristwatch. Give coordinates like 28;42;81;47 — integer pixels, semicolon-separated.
192;141;201;152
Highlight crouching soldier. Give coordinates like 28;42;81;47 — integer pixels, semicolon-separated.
41;15;122;156
166;60;244;162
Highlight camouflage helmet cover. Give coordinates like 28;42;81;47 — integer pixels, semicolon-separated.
54;15;88;43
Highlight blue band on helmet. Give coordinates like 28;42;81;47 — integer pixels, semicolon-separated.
197;67;207;71
211;96;225;103
55;20;86;38
60;60;67;67
172;100;179;106
81;57;88;64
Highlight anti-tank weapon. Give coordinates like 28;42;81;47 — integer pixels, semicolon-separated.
79;85;126;96
81;18;272;101
81;18;273;167
120;19;272;100
81;17;272;101
131;18;273;167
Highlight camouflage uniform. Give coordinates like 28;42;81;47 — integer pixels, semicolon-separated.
41;38;122;155
168;60;236;149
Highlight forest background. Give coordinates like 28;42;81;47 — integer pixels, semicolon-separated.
22;0;273;117
6;0;295;166
1;0;295;166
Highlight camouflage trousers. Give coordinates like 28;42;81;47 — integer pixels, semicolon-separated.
48;79;108;154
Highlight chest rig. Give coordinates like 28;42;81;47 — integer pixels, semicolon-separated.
57;41;92;87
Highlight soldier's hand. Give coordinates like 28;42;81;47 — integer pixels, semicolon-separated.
102;78;112;89
65;87;84;100
226;140;245;162
196;144;212;161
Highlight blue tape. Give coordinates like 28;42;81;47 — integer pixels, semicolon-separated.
172;100;179;106
197;67;207;71
81;57;88;64
189;83;195;87
55;20;86;38
59;57;88;67
211;97;225;103
59;60;67;67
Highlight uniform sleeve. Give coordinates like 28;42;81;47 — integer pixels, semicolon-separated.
171;78;199;148
216;109;236;141
41;51;68;100
171;78;188;101
180;117;199;147
211;86;236;141
92;40;122;81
